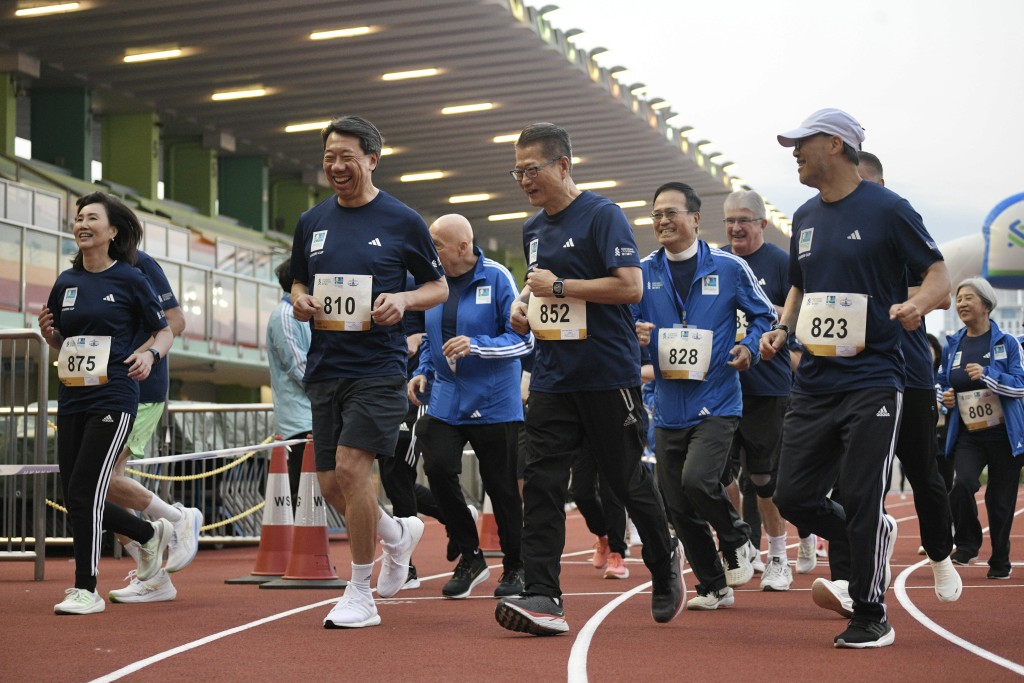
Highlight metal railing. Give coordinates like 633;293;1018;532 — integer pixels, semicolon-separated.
0;329;49;580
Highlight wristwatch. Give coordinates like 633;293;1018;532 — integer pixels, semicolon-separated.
770;322;790;335
148;348;161;363
552;278;565;298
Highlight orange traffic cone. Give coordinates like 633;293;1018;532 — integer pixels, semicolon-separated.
478;493;503;557
226;440;295;584
261;441;346;590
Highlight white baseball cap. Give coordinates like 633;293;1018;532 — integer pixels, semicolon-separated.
777;108;866;150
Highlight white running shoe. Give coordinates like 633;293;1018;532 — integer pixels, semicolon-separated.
760;557;793;592
812;578;853;618
137;518;173;582
109;569;177;603
54;587;105;615
883;514;898;589
723;545;753;587
747;541;765;573
166;503;203;573
323;589;380;629
930;556;963;602
796;535;817;574
686;586;734;610
628;518;643;547
377;516;425;598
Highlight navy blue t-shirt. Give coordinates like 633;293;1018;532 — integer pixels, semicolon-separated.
442;268;475;343
723;242;792;396
523;191;642;392
134;250;179;403
949;330;1007;441
48;260;168;415
788;181;943;394
290;191;444;381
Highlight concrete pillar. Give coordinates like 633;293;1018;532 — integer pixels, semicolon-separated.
0;74;16;157
30;87;92;180
219;155;268;232
164;139;217;216
270;178;317;234
101;112;160;198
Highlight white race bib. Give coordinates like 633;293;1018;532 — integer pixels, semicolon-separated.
658;327;713;380
796;292;868;357
957;389;1005;431
57;336;111;386
527;295;587;340
735;309;748;343
313;274;373;331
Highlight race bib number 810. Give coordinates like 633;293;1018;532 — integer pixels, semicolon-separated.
313;274;372;331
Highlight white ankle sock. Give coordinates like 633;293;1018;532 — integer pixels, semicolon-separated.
351;562;373;586
144;496;181;523
377;508;402;545
768;533;787;559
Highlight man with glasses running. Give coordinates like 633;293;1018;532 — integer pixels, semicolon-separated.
494;122;685;636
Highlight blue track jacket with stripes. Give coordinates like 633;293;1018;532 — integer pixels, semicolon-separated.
939;320;1024;457
633;240;777;429
415;247;533;425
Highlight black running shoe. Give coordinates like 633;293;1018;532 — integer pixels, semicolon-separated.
495;593;568;636
493;567;525;598
442;550;490;599
950;549;977;566
987;566;1012;580
651;538;686;623
834;618;895;648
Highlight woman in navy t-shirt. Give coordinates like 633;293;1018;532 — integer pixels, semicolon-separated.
39;192;174;615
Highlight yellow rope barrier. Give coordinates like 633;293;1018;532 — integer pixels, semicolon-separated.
44;436;282;529
124;435;276;482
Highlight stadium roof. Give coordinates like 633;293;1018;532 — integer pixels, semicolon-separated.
0;0;790;255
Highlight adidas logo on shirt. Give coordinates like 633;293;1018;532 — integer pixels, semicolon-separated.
470;410;482;419
102;414;114;423
698;407;711;417
103;294;116;302
368;238;382;247
563;238;575;248
847;230;862;240
876;406;890;417
623;414;638;427
758;278;766;286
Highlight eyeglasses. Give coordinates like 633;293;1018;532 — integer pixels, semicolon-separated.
722;217;763;226
509;157;561;181
649;209;695;222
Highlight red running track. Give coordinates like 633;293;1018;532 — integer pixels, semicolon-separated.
2;490;1022;682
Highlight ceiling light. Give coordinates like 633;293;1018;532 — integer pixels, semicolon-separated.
441;102;494;115
380;147;396;156
570;156;583;164
382;68;440;81
492;133;519;144
449;193;491;204
488;212;528;222
633;217;653;226
577;180;616;190
123;47;184;63
309;26;373;41
650;100;671;111
616;200;646;209
211;87;267;101
564;29;585;42
15;2;80;16
629;84;648;95
400;171;445;182
285;120;330;133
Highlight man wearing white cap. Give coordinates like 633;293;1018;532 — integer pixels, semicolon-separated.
761;108;951;649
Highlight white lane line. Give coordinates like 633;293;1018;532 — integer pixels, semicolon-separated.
894;561;1024;676
893;505;1024;677
90;549;596;682
567;580;653;683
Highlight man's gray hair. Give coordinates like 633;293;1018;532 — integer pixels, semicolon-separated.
723;190;766;219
